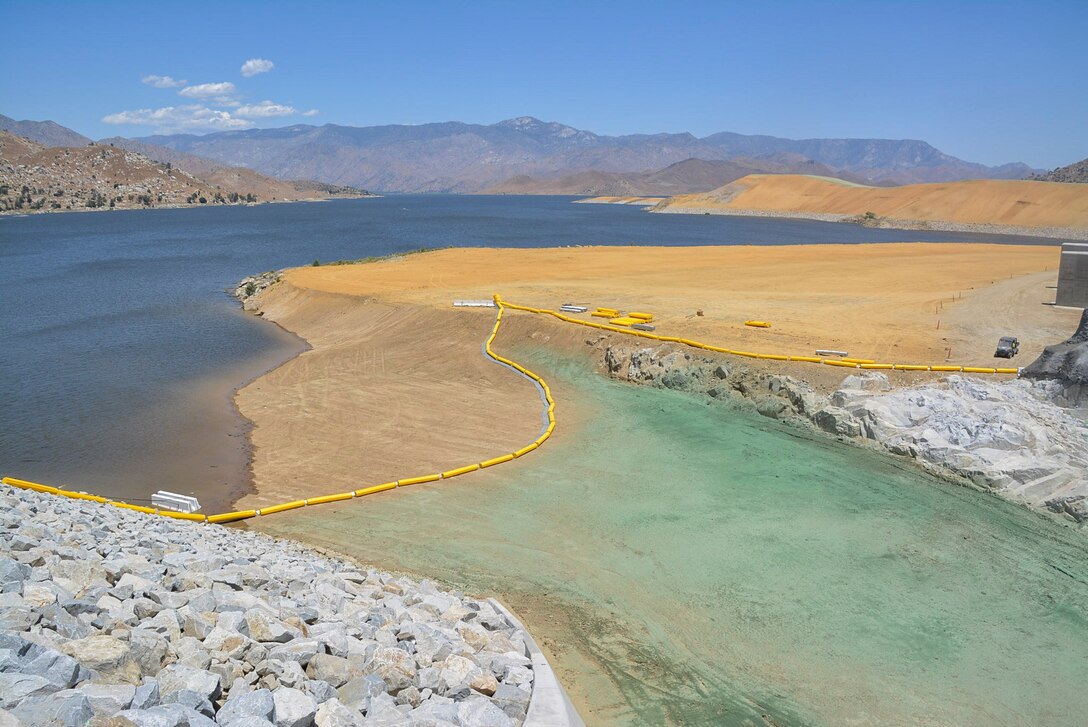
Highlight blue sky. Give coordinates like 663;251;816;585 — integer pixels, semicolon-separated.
2;0;1086;168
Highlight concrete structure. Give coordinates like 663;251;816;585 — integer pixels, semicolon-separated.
1057;242;1088;308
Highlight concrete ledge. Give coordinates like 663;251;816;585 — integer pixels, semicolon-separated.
488;598;585;727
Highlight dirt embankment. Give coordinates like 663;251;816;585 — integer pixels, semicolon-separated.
654;174;1088;238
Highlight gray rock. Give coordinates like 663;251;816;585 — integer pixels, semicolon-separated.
409;698;458;723
310;699;362;727
0;607;40;631
0;674;59;709
359;692;398;722
457;697;514;727
335;675;385;712
271;687;317;727
132;680;160;710
239;609;295;644
128;630;171;678
265;641;320;667
10;690;93;727
156;664;222;703
79;683;136;715
300;680;336;705
813;406;863;437
160;689;214;718
39;604;93;640
215;688;274;726
22;648;81;689
1023;308;1088;392
0;557;32;593
490;683;530;721
115;704;218;727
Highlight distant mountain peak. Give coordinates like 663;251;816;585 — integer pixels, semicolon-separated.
494;116;594;140
496;116;543;128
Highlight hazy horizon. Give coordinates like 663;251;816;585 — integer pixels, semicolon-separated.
3;0;1086;168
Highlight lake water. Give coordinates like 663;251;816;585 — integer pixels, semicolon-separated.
1;197;1082;724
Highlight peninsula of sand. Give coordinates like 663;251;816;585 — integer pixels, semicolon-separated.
648;174;1088;239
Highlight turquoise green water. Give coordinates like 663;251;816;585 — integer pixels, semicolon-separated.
260;348;1088;726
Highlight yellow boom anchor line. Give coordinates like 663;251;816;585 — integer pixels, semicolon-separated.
497;299;1021;376
2;294;556;524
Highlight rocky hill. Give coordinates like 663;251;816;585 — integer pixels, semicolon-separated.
486;156;871;196
1031;157;1088;183
131;116;1041;193
0;131;366;214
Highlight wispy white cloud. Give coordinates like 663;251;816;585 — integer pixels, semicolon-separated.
240;58;274;77
142;75;187;89
102;105;254;133
178;82;238;100
234;100;298;119
302;109;320;117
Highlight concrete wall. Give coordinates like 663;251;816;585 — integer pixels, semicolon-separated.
1057;242;1088;308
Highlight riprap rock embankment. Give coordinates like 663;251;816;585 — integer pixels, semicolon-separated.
0;486;541;727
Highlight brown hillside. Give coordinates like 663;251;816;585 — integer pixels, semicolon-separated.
658;174;1088;231
0;131;366;214
1030;158;1088;184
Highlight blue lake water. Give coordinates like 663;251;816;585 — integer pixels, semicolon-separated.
0;196;1060;509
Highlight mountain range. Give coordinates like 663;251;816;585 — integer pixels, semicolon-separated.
2;113;1047;194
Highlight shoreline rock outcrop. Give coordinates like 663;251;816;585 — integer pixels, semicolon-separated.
0;486;542;726
600;343;1088;524
1021;308;1088;405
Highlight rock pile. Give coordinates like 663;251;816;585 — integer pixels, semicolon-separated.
234;273;281;311
0;486;537;726
1022;308;1088;405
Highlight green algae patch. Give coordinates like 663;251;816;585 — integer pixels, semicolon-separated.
254;347;1088;726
